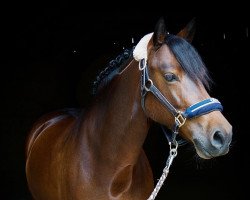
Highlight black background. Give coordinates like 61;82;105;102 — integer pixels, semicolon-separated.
0;3;249;200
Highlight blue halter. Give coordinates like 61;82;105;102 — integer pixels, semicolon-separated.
139;59;223;145
183;98;223;119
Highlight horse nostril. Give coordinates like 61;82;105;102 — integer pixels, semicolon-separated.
211;131;225;149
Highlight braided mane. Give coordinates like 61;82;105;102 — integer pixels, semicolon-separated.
92;48;134;95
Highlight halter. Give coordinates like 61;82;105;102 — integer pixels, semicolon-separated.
139;58;223;145
139;58;223;200
134;33;224;200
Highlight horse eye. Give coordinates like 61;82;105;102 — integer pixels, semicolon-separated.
164;73;178;82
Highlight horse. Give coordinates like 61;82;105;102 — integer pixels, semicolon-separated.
25;18;233;200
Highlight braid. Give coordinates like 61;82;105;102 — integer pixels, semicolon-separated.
92;48;133;95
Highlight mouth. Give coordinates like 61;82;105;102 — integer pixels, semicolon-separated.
193;138;213;159
193;138;230;159
195;147;213;159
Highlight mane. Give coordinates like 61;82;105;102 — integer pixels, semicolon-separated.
92;48;134;95
165;34;212;89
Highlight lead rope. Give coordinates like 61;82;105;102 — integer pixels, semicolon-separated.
147;141;178;200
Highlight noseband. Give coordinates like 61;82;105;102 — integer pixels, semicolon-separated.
139;58;223;145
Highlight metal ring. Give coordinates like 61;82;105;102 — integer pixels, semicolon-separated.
144;79;153;92
170;149;177;157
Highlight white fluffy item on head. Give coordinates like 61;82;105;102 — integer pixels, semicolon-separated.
133;32;153;61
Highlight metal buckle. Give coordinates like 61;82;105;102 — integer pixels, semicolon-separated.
175;112;186;128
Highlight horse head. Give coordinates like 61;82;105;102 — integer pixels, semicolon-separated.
134;18;232;159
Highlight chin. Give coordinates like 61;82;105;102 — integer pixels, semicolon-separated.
195;149;213;159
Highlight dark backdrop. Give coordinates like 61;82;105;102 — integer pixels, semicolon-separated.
1;5;249;200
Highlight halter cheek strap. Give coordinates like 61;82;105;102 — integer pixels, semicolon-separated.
139;59;223;144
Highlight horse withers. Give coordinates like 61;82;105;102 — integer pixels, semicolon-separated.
25;18;232;200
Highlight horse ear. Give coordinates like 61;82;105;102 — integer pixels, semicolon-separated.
177;18;196;43
153;17;167;48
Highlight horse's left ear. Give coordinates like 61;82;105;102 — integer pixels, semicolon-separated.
153;17;167;48
177;18;196;43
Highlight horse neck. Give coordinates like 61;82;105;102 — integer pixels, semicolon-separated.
80;59;150;166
